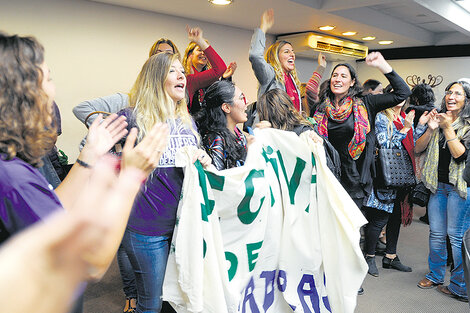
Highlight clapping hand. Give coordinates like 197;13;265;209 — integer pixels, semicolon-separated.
418;109;436;126
437;111;453;130
121;123;169;176
404;110;415;129
82;113;128;164
223;62;238;79
427;109;440;130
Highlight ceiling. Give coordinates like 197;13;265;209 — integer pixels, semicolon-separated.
89;0;470;51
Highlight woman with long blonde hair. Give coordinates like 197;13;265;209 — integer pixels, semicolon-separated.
116;51;212;313
249;9;304;112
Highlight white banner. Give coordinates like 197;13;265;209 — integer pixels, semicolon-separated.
163;128;367;313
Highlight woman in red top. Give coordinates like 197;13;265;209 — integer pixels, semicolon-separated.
182;27;228;115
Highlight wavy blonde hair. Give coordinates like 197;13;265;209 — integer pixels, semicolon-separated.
381;100;408;137
128;52;198;141
265;40;301;87
381;107;399;137
182;41;212;75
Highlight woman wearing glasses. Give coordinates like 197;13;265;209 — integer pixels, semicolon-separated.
416;81;470;302
196;80;249;170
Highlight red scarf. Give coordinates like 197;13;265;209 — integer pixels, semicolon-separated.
284;73;300;111
393;111;415;226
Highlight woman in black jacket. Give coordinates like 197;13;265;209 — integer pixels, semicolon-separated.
312;52;411;210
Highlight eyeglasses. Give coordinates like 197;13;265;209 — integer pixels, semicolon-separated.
239;93;247;105
445;90;464;97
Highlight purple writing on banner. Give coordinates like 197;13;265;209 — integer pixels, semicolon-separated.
240;270;331;313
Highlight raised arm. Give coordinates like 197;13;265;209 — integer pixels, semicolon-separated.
363;52;411;114
248;9;276;86
306;52;327;107
185;26;227;95
73;93;129;127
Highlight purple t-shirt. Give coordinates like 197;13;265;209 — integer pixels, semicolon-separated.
117;108;199;237
0;155;62;244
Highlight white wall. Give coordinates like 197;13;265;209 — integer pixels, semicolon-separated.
0;0;272;160
356;56;470;103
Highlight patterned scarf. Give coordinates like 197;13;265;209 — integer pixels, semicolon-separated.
422;117;470;199
313;96;370;160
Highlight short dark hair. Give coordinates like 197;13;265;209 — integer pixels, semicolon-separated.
410;83;435;106
362;79;381;93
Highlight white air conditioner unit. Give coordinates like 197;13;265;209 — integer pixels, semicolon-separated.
277;32;368;59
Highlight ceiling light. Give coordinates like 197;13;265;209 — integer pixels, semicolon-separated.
453;0;470;13
208;0;233;5
319;25;335;31
378;40;394;45
342;31;357;36
362;36;376;41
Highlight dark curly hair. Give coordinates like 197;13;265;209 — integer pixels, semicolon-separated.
195;80;246;169
410;83;435;106
0;33;56;167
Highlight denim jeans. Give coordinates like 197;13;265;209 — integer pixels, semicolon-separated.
426;182;470;298
122;229;170;313
117;242;137;299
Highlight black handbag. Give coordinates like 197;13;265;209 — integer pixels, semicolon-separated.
410;182;431;207
375;148;416;189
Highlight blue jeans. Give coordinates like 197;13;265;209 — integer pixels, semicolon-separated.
426;182;470;298
117;242;137;299
122;230;170;313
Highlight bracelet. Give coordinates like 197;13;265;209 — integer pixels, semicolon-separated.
76;159;92;168
447;137;458;143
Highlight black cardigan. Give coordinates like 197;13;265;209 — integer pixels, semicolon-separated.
463;150;470;185
320;70;411;200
